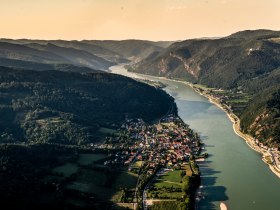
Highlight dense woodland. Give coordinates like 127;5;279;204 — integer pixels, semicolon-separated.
0;144;75;210
0;67;174;144
0;66;175;209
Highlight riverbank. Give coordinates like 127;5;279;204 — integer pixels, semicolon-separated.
110;64;280;209
184;83;280;179
125;68;280;179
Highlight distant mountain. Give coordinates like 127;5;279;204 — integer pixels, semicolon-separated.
0;39;173;71
0;57;99;73
0;41;114;71
133;30;280;88
81;40;173;61
0;42;66;63
0;67;175;145
132;30;280;147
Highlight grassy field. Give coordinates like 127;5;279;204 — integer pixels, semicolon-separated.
113;203;134;210
114;171;138;189
66;169;115;200
193;84;209;90
264;155;272;164
64;168;138;202
52;163;79;177
77;153;107;165
111;171;138;202
50;152;138;204
132;161;143;168
154;169;182;188
150;201;180;210
98;127;117;134
184;164;193;177
149;169;183;199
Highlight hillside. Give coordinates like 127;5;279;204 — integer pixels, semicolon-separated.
0;41;114;71
0;39;173;71
0;67;175;145
82;40;173;61
132;30;280;147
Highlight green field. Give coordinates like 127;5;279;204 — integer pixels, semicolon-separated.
193;84;209;90
132;161;143;168
114;171;138;189
184;164;193;177
50;152;138;203
98;127;117;134
77;153;107;165
154;181;181;188
149;170;183;200
66;169;115;200
63;167;138;202
154;169;182;188
52;163;79;177
150;201;180;210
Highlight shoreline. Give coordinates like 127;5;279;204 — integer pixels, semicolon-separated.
113;65;280;178
127;70;280;179
175;80;280;179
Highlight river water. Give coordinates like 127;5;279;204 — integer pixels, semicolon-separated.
109;64;280;210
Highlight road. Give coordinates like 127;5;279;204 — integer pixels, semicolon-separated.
142;169;167;210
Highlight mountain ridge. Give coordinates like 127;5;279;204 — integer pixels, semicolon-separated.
132;29;280;147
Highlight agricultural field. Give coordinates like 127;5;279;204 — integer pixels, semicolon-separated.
66;168;116;200
98;127;117;134
132;161;143;168
114;171;138;189
184;164;193;177
193;84;213;90
112;170;138;202
155;169;182;186
207;88;253;116
148;169;184;200
47;151;139;204
149;201;181;210
77;153;108;165
52;163;79;177
130;160;143;174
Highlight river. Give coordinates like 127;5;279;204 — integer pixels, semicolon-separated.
109;64;280;210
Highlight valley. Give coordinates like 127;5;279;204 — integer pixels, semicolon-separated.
110;64;280;210
131;30;280;149
0;29;280;210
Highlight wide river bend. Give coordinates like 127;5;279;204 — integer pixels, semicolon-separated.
109;64;280;210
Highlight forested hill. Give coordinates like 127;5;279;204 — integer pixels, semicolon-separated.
133;29;280;88
0;39;173;71
0;67;175;145
132;30;280;147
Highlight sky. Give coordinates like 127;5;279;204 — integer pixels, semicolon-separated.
0;0;279;41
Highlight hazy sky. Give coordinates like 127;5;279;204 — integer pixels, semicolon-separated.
1;0;279;40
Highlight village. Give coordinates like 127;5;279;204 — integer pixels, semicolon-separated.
92;114;205;209
99;114;203;171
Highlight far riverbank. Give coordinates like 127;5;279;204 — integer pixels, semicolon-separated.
184;83;280;179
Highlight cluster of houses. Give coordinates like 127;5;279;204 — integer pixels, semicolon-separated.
99;115;202;175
